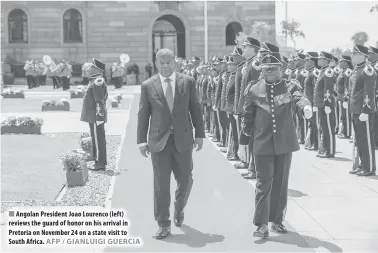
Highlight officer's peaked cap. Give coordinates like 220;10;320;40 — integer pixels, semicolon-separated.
91;58;105;72
227;56;235;64
319;51;333;61
261;42;280;53
231;47;243;56
281;56;289;64
242;37;260;48
192;56;200;62
214;57;223;64
353;44;369;56
306;52;319;59
295;53;307;60
332;55;339;63
261;52;283;67
369;46;378;54
339;55;352;62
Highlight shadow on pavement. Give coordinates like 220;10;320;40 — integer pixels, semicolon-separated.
288;189;308;198
329;157;352;162
164;225;225;248
254;232;343;252
365;175;378;180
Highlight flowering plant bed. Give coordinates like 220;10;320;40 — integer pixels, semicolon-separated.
2;89;25;99
41;99;70;111
59;150;88;187
69;89;85;98
1;116;43;134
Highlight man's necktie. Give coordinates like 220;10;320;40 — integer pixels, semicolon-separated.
165;78;174;112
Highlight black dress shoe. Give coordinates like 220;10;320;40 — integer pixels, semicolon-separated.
234;162;248;169
154;226;171;239
349;166;362;174
271;223;288;234
227;156;240;161
356;170;376;176
217;143;225;147
253;224;269;238
174;217;184;227
318;153;334;158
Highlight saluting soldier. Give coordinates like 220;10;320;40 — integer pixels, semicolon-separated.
80;58;109;170
367;46;378;146
349;44;376;176
190;56;200;81
304;52;320;150
294;52;308;144
213;57;228;148
314;51;337;158
337;55;353;139
225;54;240;160
196;62;206;106
200;63;211;132
330;56;342;134
209;62;221;142
241;52;312;238
220;56;232;153
234;37;261;174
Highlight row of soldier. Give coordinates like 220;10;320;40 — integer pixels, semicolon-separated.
177;39;377;177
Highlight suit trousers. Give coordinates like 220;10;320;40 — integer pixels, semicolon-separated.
151;134;194;227
89;123;107;165
227;113;239;158
352;114;376;173
319;107;336;155
305;111;318;150
254;153;292;226
340;104;352;137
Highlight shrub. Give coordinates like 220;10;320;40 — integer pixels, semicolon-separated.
1;116;43;127
79;132;90;139
2;89;24;95
59;150;86;172
41;100;53;107
80;137;92;152
126;62;139;75
58;98;70;106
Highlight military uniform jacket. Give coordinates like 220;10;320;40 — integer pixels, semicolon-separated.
290;68;297;79
234;60;246;114
303;68;316;106
295;67;308;90
200;73;209;104
196;74;204;100
206;75;214;106
220;72;231;111
336;68;352;102
80;78;108;123
225;72;237;113
373;61;378;105
241;79;311;155
349;64;377;114
213;72;224;110
314;67;335;108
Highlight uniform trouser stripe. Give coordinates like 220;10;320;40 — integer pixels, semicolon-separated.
304;117;307;139
366;118;373;172
338;101;342;130
234;114;240;143
334;104;338;129
346;108;350;136
326;113;334;154
216;110;223;142
93;123;100;161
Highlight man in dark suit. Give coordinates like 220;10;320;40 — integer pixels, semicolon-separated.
80;58;108;170
137;48;205;239
241;52;312;238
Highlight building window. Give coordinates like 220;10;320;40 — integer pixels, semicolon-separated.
8;9;28;43
63;9;83;43
225;22;242;46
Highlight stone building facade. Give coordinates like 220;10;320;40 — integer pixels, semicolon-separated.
1;1;275;77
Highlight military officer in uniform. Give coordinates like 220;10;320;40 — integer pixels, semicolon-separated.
190;57;200;81
349;44;376;176
314;51;337;158
80;58;108;170
234;37;261;174
294;52;308;144
368;46;378;147
337;55;353;139
241;52;312;238
304;52;320;150
330;56;342;134
219;55;231;153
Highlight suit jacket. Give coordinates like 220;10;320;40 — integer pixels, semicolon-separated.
137;73;205;153
80;79;108;123
241;78;310;155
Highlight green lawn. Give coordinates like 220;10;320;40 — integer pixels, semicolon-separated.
1;133;84;202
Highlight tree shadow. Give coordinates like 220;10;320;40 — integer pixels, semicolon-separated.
288;189;308;198
254;231;343;252
163;225;225;248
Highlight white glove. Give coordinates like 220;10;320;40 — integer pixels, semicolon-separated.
96;121;104;125
342;102;348;108
313;106;318;112
325;106;331;115
303;105;313;119
359;113;368;122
